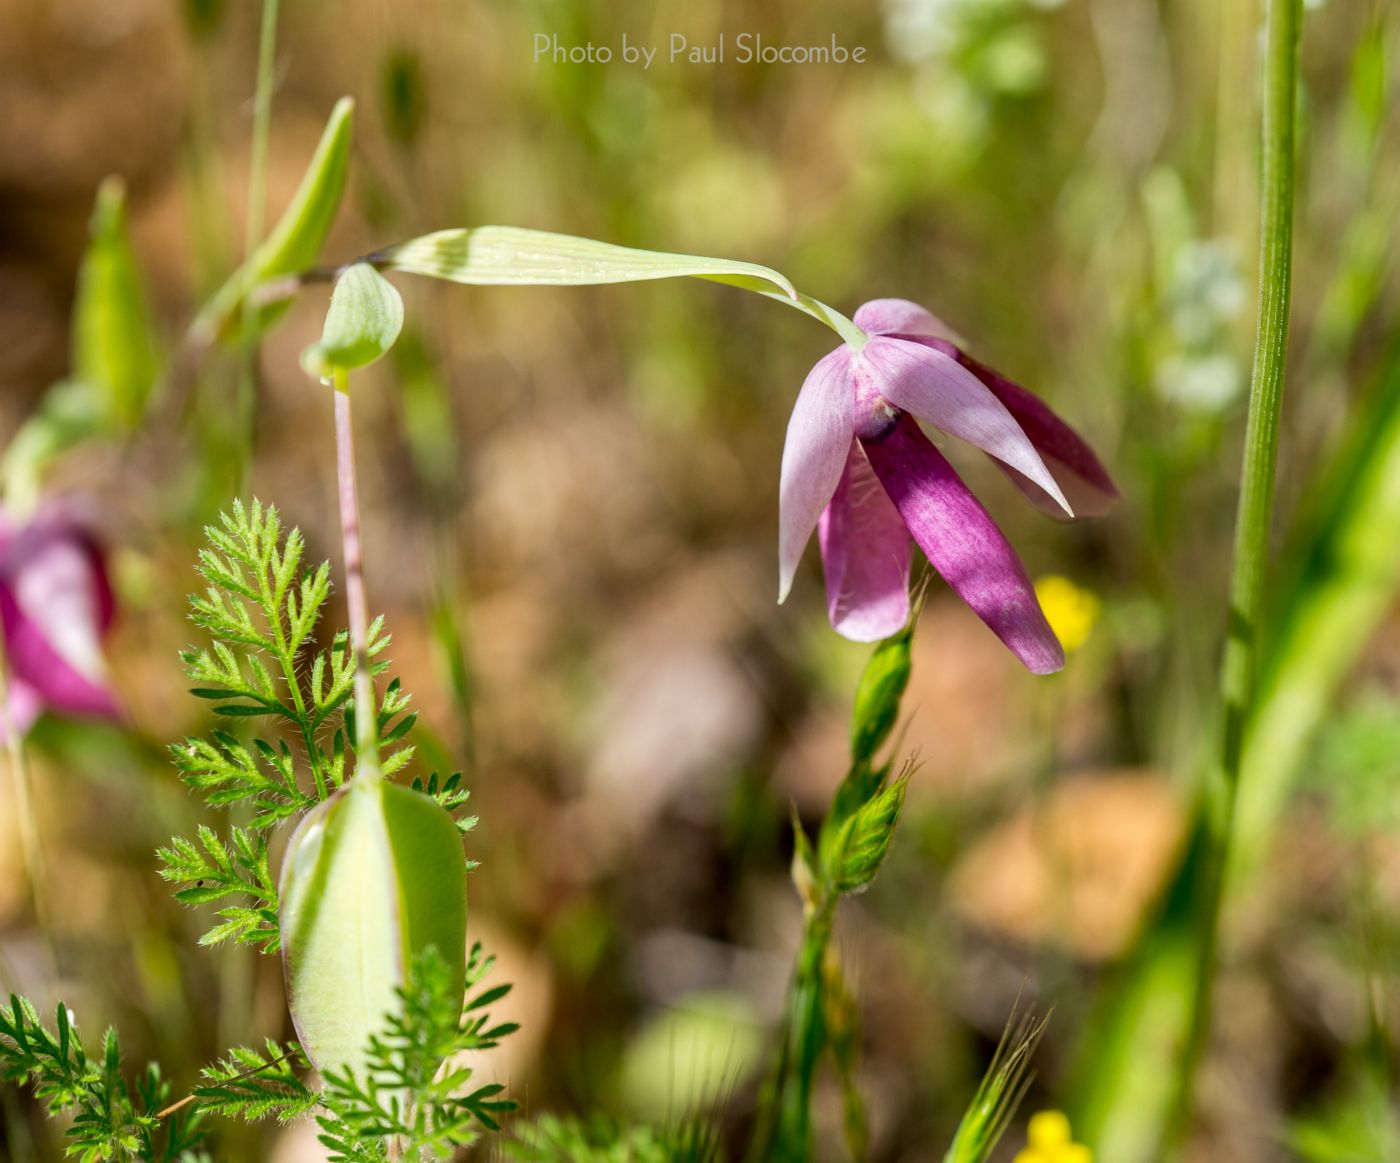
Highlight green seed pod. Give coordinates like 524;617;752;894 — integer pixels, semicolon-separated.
279;774;467;1078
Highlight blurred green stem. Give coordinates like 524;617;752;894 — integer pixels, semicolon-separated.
333;374;379;772
749;891;837;1163
747;625;917;1163
234;0;281;486
215;0;281;1061
1172;0;1300;1142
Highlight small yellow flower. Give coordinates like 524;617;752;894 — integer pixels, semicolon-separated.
1034;576;1102;655
1013;1110;1092;1163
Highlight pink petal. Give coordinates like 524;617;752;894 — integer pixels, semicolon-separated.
818;443;912;642
859;336;1072;516
955;351;1119;518
0;536;119;719
861;415;1064;674
0;677;43;741
853;299;955;339
779;346;856;601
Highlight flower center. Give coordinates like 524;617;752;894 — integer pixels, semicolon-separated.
850;359;899;442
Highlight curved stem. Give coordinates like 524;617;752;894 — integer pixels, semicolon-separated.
333;373;379;773
1170;0;1300;1143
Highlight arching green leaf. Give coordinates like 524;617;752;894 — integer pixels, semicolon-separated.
384;225;798;300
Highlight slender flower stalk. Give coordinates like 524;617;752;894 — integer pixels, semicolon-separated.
1171;0;1301;1141
332;372;379;771
0;503;120;969
0;645;54;972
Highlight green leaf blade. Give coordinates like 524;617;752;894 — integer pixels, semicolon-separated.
385;225;797;300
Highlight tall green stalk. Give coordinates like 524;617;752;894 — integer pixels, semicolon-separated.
217;0;280;1066
746;628;914;1163
234;0;281;483
1172;0;1301;1140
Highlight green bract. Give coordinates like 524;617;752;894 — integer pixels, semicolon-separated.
194;97;355;344
73;177;160;430
849;624;913;764
828;777;907;895
278;773;467;1078
301;263;405;380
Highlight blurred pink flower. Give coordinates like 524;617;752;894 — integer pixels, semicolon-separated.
779;299;1116;673
0;505;119;736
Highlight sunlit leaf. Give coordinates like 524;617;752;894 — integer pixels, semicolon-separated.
301;263;404;380
384;225;798;300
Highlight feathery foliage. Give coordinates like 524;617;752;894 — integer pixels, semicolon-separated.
158;500;473;952
314;945;517;1161
0;996;206;1162
191;1041;317;1126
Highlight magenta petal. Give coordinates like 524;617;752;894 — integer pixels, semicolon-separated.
853;299;954;339
955;352;1119;518
1;678;42;741
859;337;1072;517
861;415;1064;674
0;538;119;719
779;346;856;601
818;443;912;642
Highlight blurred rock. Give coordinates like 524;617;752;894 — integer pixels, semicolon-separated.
947;770;1183;960
632;927;787;1016
577;553;764;847
469;398;676;588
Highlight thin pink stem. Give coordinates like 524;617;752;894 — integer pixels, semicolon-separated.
334;379;379;770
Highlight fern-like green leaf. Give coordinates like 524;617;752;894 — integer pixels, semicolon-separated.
156;826;281;952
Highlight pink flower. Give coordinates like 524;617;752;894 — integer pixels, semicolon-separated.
779;299;1116;673
0;505;119;736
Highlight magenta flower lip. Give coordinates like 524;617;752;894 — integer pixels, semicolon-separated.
0;503;120;736
779;299;1118;673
